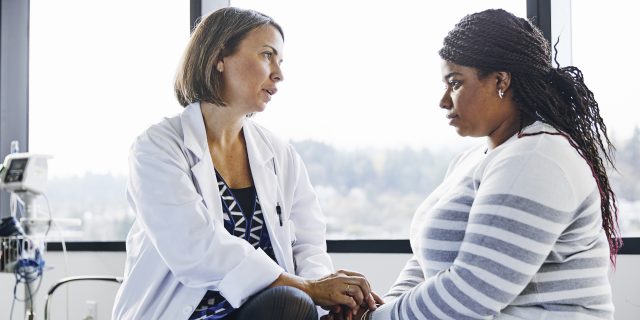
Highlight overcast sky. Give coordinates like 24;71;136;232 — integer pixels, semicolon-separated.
28;0;638;178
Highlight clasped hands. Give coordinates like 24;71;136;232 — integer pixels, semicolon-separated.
309;269;383;320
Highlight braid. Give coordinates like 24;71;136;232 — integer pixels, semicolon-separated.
526;64;622;265
440;9;622;263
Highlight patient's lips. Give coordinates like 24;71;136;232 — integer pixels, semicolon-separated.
447;113;458;125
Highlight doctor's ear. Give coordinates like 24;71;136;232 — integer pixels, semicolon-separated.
216;60;224;73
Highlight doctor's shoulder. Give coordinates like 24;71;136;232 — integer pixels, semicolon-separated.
129;113;185;159
246;119;303;167
246;119;291;153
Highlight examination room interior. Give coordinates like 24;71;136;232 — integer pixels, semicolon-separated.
2;0;640;319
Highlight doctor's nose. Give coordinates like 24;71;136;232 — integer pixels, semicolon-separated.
272;65;284;82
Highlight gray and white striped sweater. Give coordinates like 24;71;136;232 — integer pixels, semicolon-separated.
372;122;613;320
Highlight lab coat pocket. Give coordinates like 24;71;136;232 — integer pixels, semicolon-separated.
284;220;296;246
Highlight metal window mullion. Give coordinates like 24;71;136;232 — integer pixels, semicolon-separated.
191;0;230;32
527;0;552;43
0;0;30;218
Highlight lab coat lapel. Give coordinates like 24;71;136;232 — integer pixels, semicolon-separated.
243;121;293;272
180;102;223;222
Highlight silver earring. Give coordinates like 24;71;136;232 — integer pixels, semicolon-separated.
498;89;504;99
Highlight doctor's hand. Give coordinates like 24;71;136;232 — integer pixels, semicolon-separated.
269;269;377;313
309;269;378;313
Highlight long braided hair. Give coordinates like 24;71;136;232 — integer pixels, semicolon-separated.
439;9;621;264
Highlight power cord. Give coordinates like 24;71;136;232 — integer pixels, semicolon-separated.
42;192;71;320
41;193;53;237
51;218;70;319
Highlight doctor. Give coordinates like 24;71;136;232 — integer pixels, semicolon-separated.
112;7;378;320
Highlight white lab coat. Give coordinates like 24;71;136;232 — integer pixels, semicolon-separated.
112;102;333;319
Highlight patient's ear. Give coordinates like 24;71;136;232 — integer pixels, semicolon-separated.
495;71;511;93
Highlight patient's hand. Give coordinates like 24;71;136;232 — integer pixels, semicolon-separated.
321;291;384;320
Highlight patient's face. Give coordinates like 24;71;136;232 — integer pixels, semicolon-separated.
439;60;511;139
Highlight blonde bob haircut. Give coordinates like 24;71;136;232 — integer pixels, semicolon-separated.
174;7;283;107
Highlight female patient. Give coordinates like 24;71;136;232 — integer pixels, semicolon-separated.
334;8;620;320
112;7;377;320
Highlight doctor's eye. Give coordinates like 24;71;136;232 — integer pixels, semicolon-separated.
448;80;461;90
262;51;273;59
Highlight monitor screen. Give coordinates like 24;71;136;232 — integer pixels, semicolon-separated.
4;158;29;183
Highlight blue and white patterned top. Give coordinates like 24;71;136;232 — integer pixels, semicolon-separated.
189;171;277;320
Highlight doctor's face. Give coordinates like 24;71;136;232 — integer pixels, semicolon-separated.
217;25;284;114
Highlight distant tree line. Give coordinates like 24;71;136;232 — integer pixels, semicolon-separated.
611;126;640;201
292;140;455;197
38;127;640;240
294;127;640;202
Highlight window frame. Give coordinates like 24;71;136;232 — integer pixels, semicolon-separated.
1;0;638;254
0;0;30;219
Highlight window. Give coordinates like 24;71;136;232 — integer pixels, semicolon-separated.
571;1;640;237
32;1;636;242
230;0;526;239
29;0;190;240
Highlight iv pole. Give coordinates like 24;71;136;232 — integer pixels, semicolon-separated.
18;191;40;320
0;141;50;320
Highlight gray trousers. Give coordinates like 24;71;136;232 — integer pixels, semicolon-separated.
230;286;318;320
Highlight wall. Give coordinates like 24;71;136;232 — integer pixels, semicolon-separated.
1;252;639;319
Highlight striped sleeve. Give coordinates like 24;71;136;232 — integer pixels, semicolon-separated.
384;256;426;301
373;152;589;320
